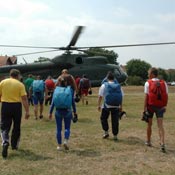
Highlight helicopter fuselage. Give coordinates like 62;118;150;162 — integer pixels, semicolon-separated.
0;54;127;86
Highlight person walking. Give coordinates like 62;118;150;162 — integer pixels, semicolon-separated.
24;74;34;105
49;77;73;150
0;69;30;158
98;72;123;140
56;69;79;122
79;74;92;105
30;75;45;120
143;67;168;152
45;75;55;106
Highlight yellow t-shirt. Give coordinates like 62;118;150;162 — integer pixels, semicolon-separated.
0;78;27;102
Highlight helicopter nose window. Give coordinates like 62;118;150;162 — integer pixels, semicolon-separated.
76;57;83;64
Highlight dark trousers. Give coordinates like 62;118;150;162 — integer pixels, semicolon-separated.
100;107;119;136
45;91;53;105
0;102;22;148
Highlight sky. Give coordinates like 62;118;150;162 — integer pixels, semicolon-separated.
0;0;174;69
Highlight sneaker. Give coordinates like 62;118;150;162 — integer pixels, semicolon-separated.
12;146;18;150
57;146;62;151
35;117;38;120
103;132;109;139
145;141;152;147
63;140;69;150
39;115;43;119
160;144;166;153
113;135;118;141
2;142;9;158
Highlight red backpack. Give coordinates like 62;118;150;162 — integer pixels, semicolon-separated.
45;79;55;90
147;79;168;107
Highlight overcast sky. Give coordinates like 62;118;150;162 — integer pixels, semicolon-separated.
0;0;174;69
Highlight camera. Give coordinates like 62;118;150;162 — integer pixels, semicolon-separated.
74;94;80;103
119;111;126;120
141;111;150;123
72;113;78;123
88;90;92;95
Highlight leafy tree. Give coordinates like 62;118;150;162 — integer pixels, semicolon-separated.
126;59;151;81
166;69;175;82
158;68;168;81
126;75;144;85
85;48;119;64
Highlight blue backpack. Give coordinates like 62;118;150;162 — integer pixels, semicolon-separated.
32;80;44;92
53;86;72;109
104;82;122;106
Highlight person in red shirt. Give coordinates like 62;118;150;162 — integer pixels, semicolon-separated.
45;76;55;106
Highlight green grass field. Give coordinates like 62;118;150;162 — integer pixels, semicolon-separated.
1;86;175;175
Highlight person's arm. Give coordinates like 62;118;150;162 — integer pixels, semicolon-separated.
89;80;92;91
97;84;105;111
48;100;55;120
70;75;78;94
21;95;30;119
55;76;61;86
45;86;49;100
97;96;103;111
144;81;149;111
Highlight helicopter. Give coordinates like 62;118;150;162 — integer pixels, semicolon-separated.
0;26;174;87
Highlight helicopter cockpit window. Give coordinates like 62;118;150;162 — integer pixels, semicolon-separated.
76;57;83;64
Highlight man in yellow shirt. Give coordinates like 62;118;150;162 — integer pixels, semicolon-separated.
0;69;30;158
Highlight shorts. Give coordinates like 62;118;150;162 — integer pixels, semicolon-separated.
81;89;88;96
33;91;44;105
147;105;165;118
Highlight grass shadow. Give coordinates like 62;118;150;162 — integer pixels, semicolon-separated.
78;118;94;123
67;148;101;157
118;136;144;146
9;149;53;161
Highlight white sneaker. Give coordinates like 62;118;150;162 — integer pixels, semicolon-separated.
160;144;166;153
145;141;152;147
103;131;109;139
113;135;118;141
57;146;62;151
63;140;69;150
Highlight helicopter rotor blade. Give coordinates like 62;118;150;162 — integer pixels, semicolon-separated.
75;42;175;49
0;44;60;49
13;49;60;56
67;26;85;49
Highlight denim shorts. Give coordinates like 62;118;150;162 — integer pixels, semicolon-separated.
147;105;165;118
33;91;44;105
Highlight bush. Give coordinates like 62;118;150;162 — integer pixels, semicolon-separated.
126;76;144;85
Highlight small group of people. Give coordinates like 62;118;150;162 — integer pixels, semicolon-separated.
0;66;168;158
98;67;168;153
24;74;55;120
0;68;81;157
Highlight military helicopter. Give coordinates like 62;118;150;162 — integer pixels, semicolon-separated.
0;26;174;87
